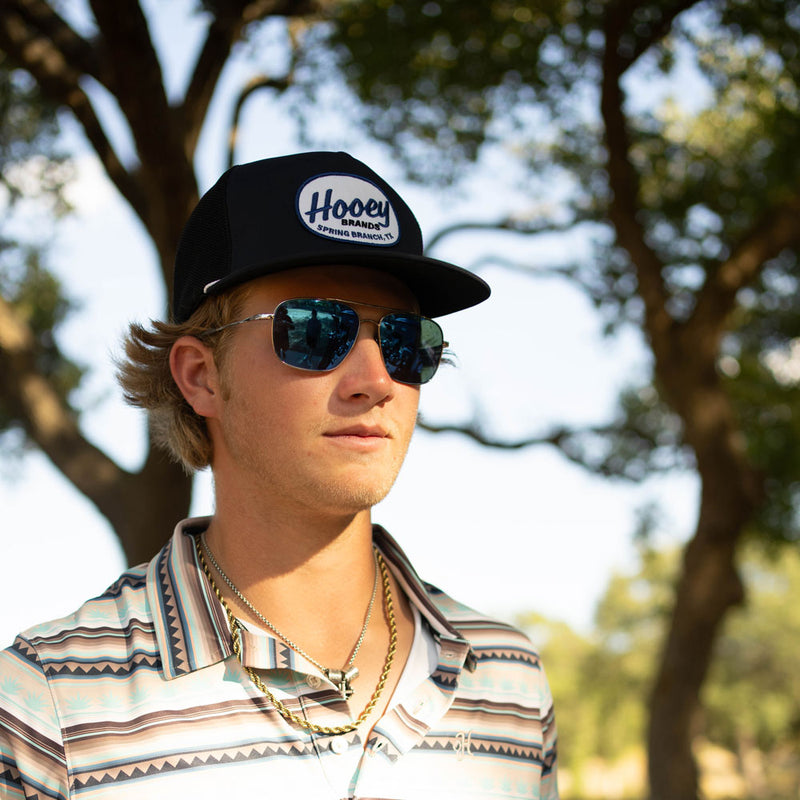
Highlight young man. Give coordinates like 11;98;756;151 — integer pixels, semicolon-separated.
0;152;558;799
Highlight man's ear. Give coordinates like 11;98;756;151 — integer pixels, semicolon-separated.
169;336;221;419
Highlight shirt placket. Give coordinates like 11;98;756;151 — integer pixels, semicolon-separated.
350;635;473;794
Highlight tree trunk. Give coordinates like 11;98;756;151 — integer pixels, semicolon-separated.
647;530;744;799
598;4;772;794
96;448;194;567
646;371;761;799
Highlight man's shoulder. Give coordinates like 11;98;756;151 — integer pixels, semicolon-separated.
376;526;540;659
423;582;542;660
11;563;153;664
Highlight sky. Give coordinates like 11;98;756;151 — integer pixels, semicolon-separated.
0;3;700;647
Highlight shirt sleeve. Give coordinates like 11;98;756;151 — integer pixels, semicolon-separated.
0;637;69;800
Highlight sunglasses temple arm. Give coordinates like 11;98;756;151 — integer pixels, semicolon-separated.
202;313;275;337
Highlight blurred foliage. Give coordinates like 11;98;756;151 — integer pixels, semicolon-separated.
573;384;692;482
705;547;800;749
724;256;800;544
0;56;79;443
0;59;71;211
303;0;601;184
518;545;676;783
0;252;83;434
521;543;800;796
298;0;800;542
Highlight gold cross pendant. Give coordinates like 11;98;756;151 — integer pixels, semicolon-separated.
325;667;359;699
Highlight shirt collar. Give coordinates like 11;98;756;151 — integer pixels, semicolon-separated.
147;517;231;680
372;525;476;672
148;517;475;680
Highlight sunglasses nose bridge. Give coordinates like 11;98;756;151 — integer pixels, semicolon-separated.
342;316;397;385
354;318;390;371
355;316;382;344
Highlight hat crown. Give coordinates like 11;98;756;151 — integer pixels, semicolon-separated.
172;152;489;322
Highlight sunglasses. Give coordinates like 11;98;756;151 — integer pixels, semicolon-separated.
201;298;447;385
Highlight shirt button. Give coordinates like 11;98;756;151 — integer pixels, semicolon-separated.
330;736;349;755
306;675;322;689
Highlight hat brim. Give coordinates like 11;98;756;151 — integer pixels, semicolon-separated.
202;251;490;318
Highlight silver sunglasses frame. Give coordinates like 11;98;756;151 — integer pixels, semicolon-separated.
199;298;448;384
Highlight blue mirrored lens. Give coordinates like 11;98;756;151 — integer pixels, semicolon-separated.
379;314;444;385
271;299;444;384
272;299;359;370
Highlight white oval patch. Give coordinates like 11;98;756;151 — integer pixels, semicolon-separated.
296;173;400;246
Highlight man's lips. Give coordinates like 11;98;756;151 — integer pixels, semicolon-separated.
324;425;390;439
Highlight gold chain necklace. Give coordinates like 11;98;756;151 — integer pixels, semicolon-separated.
201;532;378;699
194;535;397;735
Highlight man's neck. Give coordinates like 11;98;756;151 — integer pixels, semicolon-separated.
198;490;416;729
201;497;380;667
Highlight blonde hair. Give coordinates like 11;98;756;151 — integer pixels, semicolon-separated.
117;286;251;471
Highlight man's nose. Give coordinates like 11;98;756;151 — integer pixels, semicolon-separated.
336;319;395;400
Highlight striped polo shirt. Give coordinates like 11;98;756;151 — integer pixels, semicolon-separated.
0;518;558;799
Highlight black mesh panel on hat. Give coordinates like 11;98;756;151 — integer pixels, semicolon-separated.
173;172;233;323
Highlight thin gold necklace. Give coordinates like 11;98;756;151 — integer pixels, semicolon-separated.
201;532;378;699
194;535;397;735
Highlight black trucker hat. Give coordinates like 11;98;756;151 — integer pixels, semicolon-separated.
172;151;490;323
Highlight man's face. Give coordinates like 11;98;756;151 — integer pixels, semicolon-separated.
206;265;423;519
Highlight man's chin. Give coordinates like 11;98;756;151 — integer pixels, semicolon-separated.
311;478;398;518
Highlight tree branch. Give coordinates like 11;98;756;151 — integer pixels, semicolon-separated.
425;216;591;253
416;416;680;479
689;193;800;346
601;3;674;352
182;11;250;159
86;0;198;259
621;0;704;71
417;417;573;451
9;0;99;77
0;293;132;512
464;253;579;280
227;75;293;167
88;0;171;156
183;0;317;157
0;5;147;220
